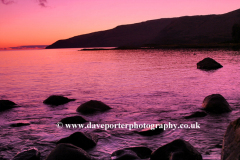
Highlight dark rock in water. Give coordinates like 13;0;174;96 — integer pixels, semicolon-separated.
76;100;111;114
111;147;152;159
215;143;222;148
60;116;88;124
202;94;232;113
0;100;17;111
128;147;152;159
150;139;202;160
197;57;223;70
57;132;98;150
184;111;207;119
134;124;164;136
12;148;40;160
10;122;30;127
221;118;240;160
205;151;211;155
46;143;91;160
43;95;75;106
111;149;139;160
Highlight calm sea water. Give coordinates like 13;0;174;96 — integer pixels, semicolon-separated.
0;48;240;160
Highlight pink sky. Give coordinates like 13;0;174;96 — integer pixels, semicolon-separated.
0;0;240;48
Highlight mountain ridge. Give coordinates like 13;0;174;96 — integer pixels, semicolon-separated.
46;8;240;49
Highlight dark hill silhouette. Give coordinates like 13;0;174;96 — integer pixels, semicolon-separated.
46;8;240;49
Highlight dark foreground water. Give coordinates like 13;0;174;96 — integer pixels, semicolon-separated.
0;48;240;160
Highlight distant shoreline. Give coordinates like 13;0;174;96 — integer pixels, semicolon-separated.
0;45;49;51
80;43;240;51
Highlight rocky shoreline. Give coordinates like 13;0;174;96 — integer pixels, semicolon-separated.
1;92;239;160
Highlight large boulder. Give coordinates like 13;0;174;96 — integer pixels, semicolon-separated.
0;100;17;111
202;94;232;113
12;148;40;160
197;57;223;70
43;95;75;106
221;118;240;160
45;143;91;160
57;132;98;150
150;139;202;160
60;116;87;124
76;100;111;114
111;147;152;160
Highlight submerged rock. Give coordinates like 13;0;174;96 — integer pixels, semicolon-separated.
43;95;75;106
111;147;152;159
76;100;111;114
10;122;30;127
12;148;40;160
197;57;223;70
150;139;202;160
45;143;91;160
202;94;232;113
184;111;207;119
60;116;87;124
215;143;222;148
57;132;98;150
221;118;240;160
0;100;17;111
134;124;164;136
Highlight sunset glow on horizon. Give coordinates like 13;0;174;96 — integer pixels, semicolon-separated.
1;0;240;48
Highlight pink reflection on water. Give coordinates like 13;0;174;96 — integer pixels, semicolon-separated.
0;49;239;159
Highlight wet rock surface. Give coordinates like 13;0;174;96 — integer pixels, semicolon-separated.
45;143;91;160
12;148;40;160
77;100;111;114
60;115;88;124
221;118;240;160
43;95;75;106
111;147;152;159
57;132;98;150
184;111;207;119
0;100;17;112
111;149;139;160
150;139;202;160
10;122;30;127
202;94;232;113
197;57;223;70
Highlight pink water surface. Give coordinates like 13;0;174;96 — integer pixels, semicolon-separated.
0;48;240;159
